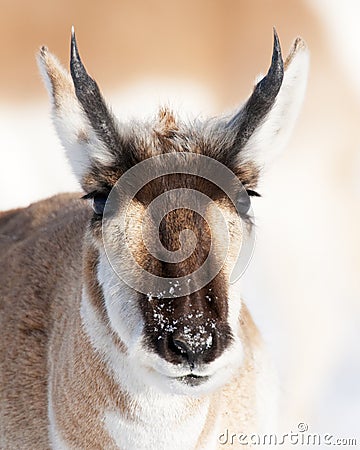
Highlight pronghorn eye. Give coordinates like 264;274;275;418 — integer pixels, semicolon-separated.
92;194;108;215
236;190;260;217
236;193;251;216
82;191;109;216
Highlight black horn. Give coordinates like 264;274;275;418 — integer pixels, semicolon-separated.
227;29;284;155
70;27;120;153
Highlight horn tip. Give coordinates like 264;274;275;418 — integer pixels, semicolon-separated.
272;27;281;54
71;26;76;50
70;25;80;64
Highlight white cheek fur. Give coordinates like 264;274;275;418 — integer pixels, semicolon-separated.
97;249;145;352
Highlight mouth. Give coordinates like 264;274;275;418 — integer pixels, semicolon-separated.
174;373;210;387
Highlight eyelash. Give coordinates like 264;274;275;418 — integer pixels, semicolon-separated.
246;189;261;197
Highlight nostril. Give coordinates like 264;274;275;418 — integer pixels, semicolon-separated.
173;338;190;356
169;328;216;366
170;336;195;366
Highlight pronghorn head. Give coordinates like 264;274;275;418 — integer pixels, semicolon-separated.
38;29;309;395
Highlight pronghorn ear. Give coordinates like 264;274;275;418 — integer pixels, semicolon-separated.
228;32;309;173
37;32;118;183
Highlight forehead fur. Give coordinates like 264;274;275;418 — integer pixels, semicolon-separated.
81;107;260;193
154;108;179;139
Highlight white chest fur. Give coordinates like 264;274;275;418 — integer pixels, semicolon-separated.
104;398;214;450
80;286;219;450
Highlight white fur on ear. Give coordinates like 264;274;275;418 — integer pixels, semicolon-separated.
240;38;310;170
37;47;114;181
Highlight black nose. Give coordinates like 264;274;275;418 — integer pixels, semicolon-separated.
170;331;214;367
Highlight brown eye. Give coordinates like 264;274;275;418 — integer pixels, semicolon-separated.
236;192;251;216
92;193;108;216
82;191;109;216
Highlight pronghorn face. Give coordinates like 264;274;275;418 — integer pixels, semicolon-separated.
38;29;309;394
92;152;251;394
83;127;254;394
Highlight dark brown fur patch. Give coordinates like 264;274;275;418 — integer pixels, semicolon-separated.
80;116;260;195
232;160;260;190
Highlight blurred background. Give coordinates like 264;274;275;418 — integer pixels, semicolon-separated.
0;0;359;446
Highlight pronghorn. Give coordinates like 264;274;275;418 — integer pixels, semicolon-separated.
0;29;309;449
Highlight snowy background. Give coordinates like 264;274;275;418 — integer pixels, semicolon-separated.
0;1;359;448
